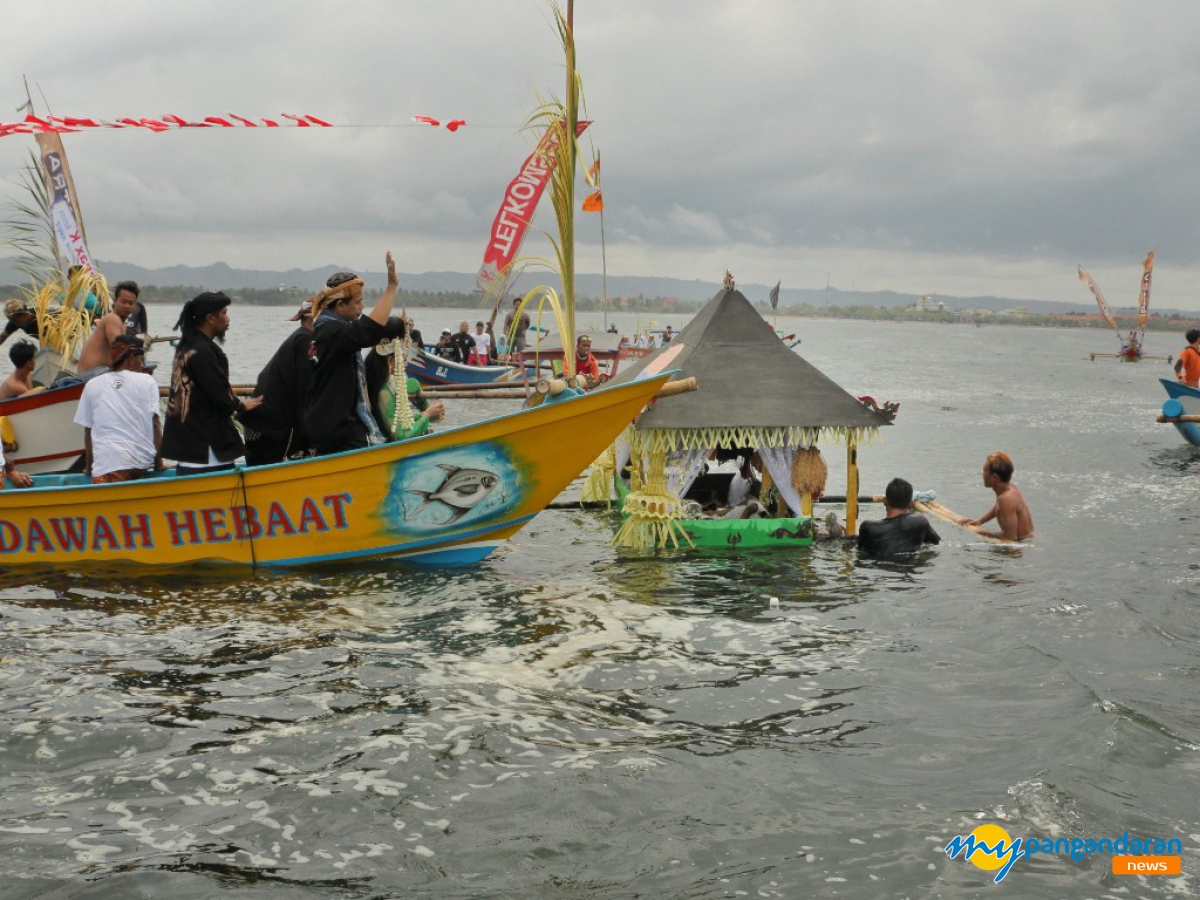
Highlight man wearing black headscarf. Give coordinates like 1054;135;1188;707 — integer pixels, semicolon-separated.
304;251;400;455
161;291;263;475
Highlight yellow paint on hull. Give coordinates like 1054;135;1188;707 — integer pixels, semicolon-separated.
0;374;671;567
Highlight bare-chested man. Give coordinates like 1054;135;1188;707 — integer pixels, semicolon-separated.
960;451;1034;541
0;340;37;400
77;282;140;373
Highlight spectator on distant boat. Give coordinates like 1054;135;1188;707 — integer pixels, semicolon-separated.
114;281;149;338
446;321;475;366
304;253;399;456
959;451;1034;541
662;325;674;343
162;291;262;475
74;334;162;483
432;329;454;359
469;321;492;366
503;296;531;358
0;340;37;400
1173;328;1200;388
366;336;445;441
496;329;508;359
238;299;316;466
406;317;424;353
0;299;39;347
77;281;141;376
571;334;603;386
0;440;33;489
857;477;940;557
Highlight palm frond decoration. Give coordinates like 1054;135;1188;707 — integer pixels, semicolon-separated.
496;2;588;376
2;149;61;286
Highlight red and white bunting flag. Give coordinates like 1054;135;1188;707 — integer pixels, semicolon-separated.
0;113;335;138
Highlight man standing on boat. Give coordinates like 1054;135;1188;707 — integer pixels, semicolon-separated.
446;321;475;366
238;299;316;466
1173;329;1200;388
162;291;262;475
304;252;399;456
469;321;492;366
857;477;940;557
503;296;531;360
74;334;162;483
960;451;1034;541
77;282;141;376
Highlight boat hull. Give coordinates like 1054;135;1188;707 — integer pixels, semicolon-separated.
0;383;86;474
1160;378;1200;446
406;349;519;386
0;373;671;568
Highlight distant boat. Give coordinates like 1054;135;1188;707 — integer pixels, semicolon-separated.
406;349;521;387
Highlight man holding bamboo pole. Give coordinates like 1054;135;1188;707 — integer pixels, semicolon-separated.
959;451;1034;541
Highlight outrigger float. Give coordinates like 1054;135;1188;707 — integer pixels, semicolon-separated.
0;371;676;567
1156;378;1200;447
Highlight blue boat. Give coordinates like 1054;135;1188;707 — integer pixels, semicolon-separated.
406;349;521;387
1159;378;1200;446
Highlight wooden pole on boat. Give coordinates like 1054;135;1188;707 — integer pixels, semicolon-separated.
845;439;859;536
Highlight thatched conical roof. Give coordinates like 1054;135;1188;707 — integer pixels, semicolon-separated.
611;288;891;440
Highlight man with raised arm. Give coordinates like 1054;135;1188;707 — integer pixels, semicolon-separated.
304;251;400;456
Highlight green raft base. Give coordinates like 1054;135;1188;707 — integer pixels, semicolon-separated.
613;475;813;548
680;516;813;548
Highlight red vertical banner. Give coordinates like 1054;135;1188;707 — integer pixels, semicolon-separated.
476;120;590;295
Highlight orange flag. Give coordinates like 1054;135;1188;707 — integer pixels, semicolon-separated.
582;189;603;212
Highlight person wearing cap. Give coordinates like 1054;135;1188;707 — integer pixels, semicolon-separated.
161;291;263;475
73;334;163;483
0;340;37;400
304;251;400;455
365;318;446;441
77;281;141;375
432;329;454;359
0;298;39;347
238;299;317;466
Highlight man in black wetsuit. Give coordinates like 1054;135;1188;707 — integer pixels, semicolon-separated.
857;477;940;557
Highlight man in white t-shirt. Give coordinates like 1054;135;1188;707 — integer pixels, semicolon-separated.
73;334;162;483
469;320;492;366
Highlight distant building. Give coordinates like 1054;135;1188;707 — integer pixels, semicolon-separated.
914;295;946;312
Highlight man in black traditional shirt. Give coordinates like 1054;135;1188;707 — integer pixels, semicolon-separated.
238;299;316;466
857;477;940;557
161;291;263;475
304;251;399;455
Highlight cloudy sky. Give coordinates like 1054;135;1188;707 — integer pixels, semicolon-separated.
3;1;1200;307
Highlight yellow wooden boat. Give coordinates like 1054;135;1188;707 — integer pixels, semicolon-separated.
0;371;671;568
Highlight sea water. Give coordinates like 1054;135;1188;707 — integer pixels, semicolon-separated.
1;307;1197;898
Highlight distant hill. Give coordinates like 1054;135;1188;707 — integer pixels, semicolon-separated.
0;255;1156;317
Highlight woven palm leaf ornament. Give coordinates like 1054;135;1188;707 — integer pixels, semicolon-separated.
612;446;692;549
580;443;616;505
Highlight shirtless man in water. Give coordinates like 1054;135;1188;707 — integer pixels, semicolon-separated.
960;451;1034;541
77;282;139;373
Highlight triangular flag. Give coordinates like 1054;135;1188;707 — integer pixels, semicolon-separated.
582;190;603;212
